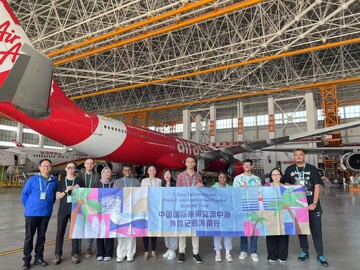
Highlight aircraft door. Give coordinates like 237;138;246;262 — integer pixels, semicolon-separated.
18;151;27;166
89;114;102;135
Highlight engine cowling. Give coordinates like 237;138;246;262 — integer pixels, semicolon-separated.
95;161;122;175
340;153;360;172
226;161;244;176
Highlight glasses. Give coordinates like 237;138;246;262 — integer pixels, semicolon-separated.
66;167;76;169
40;165;52;168
272;174;281;176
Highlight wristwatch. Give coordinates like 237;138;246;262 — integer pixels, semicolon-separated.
313;201;318;205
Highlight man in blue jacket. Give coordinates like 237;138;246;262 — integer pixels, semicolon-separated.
21;159;58;270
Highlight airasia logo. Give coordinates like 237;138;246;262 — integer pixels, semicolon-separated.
0;20;22;65
175;138;212;156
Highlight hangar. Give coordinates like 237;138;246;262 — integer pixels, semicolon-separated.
1;1;360;269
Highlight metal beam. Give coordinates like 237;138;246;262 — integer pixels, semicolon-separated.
72;36;360;100
54;0;265;65
104;76;360;117
47;0;215;58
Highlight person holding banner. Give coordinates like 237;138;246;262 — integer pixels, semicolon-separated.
265;168;289;264
77;158;100;258
21;159;58;270
114;164;141;263
161;169;177;260
283;149;329;267
95;167;115;262
212;171;233;262
176;156;204;264
53;161;82;265
233;159;261;262
141;165;162;261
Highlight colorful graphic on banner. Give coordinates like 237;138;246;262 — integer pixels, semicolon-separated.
70;186;310;238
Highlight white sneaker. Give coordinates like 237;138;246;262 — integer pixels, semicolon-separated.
97;256;104;261
239;252;247;260
251;253;259;262
167;251;176;260
268;259;276;264
116;256;125;263
127;255;134;262
278;259;286;263
215;253;221;262
163;250;171;258
226;254;233;262
104;257;111;262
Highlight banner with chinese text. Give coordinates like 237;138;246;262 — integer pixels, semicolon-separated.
70;186;310;238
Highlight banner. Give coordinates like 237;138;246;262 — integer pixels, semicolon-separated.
70;186;310;238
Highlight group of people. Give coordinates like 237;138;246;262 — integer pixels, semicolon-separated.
21;149;329;270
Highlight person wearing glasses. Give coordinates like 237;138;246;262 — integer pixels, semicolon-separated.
265;168;289;264
21;159;58;270
53;161;82;265
114;164;140;263
77;158;100;258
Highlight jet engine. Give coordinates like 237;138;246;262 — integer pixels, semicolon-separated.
95;161;122;175
340;152;360;172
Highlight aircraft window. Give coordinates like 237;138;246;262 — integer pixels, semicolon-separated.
111;127;114;130
115;128;117;131
104;125;107;129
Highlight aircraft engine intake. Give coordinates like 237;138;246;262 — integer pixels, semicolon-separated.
226;161;244;176
95;162;122;175
340;152;360;172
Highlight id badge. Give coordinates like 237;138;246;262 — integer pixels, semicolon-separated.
306;191;313;196
66;194;72;203
40;191;46;200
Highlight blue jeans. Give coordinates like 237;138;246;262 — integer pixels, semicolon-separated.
240;236;258;253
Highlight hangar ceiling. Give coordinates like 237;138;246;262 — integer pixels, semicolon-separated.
9;0;360;123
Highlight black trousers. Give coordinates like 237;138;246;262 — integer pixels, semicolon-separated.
23;216;50;263
54;214;81;256
142;237;157;252
266;235;289;261
97;238;114;257
298;205;324;257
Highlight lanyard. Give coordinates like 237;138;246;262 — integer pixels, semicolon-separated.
39;176;50;193
65;178;74;189
122;177;133;187
185;175;195;186
295;164;306;182
101;182;112;188
84;173;93;187
148;178;157;187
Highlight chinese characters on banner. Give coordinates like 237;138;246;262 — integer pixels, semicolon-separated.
70;186;310;239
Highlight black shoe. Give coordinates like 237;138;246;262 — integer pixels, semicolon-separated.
53;255;61;265
317;255;329;267
297;251;309;262
22;262;30;270
177;253;185;263
193;254;203;264
34;258;48;267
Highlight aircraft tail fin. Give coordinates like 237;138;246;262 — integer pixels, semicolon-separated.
0;0;53;119
11;139;25;148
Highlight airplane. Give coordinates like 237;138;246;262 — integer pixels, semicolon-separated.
0;140;122;177
262;145;360;172
1;0;360;177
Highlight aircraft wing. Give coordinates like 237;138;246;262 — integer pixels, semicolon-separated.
201;120;360;159
262;146;360;154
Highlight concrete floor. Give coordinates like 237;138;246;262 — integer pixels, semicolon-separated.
0;187;359;270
